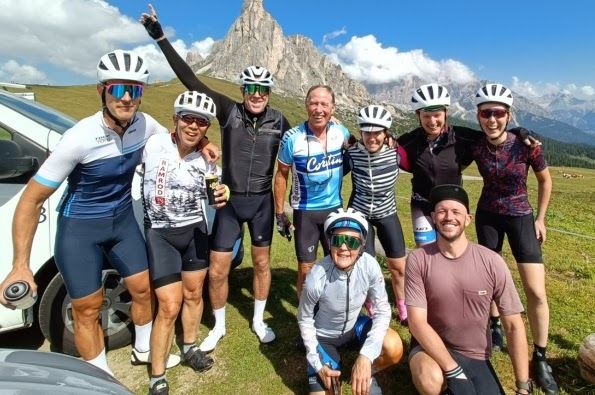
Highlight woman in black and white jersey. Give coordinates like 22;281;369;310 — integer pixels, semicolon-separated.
343;105;409;325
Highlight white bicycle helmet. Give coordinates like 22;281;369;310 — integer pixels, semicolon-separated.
174;91;217;120
240;65;274;87
324;208;369;239
97;50;149;84
411;83;450;111
474;83;514;108
357;105;392;132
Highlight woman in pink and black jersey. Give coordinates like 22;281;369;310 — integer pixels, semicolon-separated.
471;83;558;395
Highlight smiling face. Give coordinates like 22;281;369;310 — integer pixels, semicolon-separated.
431;200;471;243
329;229;363;270
477;103;511;145
242;84;270;115
306;86;336;134
98;79;142;124
173;113;210;156
361;129;386;153
417;109;447;138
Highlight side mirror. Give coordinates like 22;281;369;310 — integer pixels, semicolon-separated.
0;139;38;179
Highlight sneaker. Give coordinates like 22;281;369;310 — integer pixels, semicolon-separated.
532;358;560;395
182;345;214;372
131;348;181;369
199;328;226;353
252;321;276;344
491;324;504;352
148;378;169;395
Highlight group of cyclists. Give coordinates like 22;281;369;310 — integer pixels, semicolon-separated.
0;3;559;395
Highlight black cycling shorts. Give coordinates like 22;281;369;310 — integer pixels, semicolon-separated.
364;214;407;259
211;192;274;251
293;207;338;263
307;315;372;393
409;339;505;394
55;209;148;299
145;221;209;288
475;210;543;264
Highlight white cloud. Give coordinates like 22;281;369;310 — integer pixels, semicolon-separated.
324;34;476;85
511;77;595;100
322;27;347;44
132;38;215;83
0;60;48;84
0;0;214;84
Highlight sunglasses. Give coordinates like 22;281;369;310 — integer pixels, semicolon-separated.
243;84;270;95
479;108;508;119
330;234;362;250
105;83;144;100
178;114;210;127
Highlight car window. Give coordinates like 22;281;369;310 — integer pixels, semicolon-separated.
0;90;76;135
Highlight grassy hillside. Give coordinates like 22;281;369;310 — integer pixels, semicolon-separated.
24;80;595;394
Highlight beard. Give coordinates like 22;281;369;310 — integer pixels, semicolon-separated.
436;222;466;242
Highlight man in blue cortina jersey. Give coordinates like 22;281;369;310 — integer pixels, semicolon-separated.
274;85;350;297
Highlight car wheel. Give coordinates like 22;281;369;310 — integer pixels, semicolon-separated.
38;270;134;356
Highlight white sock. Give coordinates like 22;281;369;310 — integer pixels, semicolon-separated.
213;306;226;331
134;321;153;353
86;348;114;376
253;299;267;324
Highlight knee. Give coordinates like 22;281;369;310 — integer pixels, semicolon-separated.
384;334;404;366
182;287;202;304
157;297;182;321
525;285;548;306
129;283;151;302
72;297;103;324
412;364;443;394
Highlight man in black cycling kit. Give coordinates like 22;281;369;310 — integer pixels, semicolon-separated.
141;5;291;352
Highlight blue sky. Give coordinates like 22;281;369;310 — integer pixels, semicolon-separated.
0;0;593;100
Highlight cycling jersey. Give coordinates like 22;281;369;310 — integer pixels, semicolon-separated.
344;143;400;219
297;252;391;372
34;111;167;218
142;133;215;228
277;121;349;210
157;38;290;195
472;133;547;216
397;125;481;204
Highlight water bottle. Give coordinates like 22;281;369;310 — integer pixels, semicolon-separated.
3;281;37;309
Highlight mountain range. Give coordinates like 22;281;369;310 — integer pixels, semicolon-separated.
186;0;595;147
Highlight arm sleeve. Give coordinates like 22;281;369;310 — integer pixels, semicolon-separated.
396;144;410;171
529;145;548;172
297;270;324;372
360;257;391;362
342;149;353;175
33;131;83;188
156;38;235;122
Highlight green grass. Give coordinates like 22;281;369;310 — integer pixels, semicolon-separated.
26;81;595;394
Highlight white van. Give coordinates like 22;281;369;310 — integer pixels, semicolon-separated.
0;90;243;355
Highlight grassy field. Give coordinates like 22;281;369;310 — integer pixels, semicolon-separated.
14;81;595;394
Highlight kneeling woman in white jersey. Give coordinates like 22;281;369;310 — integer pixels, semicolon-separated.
142;91;229;394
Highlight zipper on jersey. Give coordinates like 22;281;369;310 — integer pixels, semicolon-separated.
341;271;352;335
245;116;258;196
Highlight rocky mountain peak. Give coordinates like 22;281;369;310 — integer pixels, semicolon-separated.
188;0;371;110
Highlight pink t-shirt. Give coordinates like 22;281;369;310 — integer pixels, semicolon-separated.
406;242;523;360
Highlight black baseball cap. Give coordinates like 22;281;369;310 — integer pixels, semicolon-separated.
430;184;470;212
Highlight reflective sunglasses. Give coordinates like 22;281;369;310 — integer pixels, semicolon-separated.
479;108;508;119
105;83;144;100
178;113;210;127
243;84;270;95
330;234;362;250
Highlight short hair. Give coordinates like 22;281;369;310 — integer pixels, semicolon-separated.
305;85;335;105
